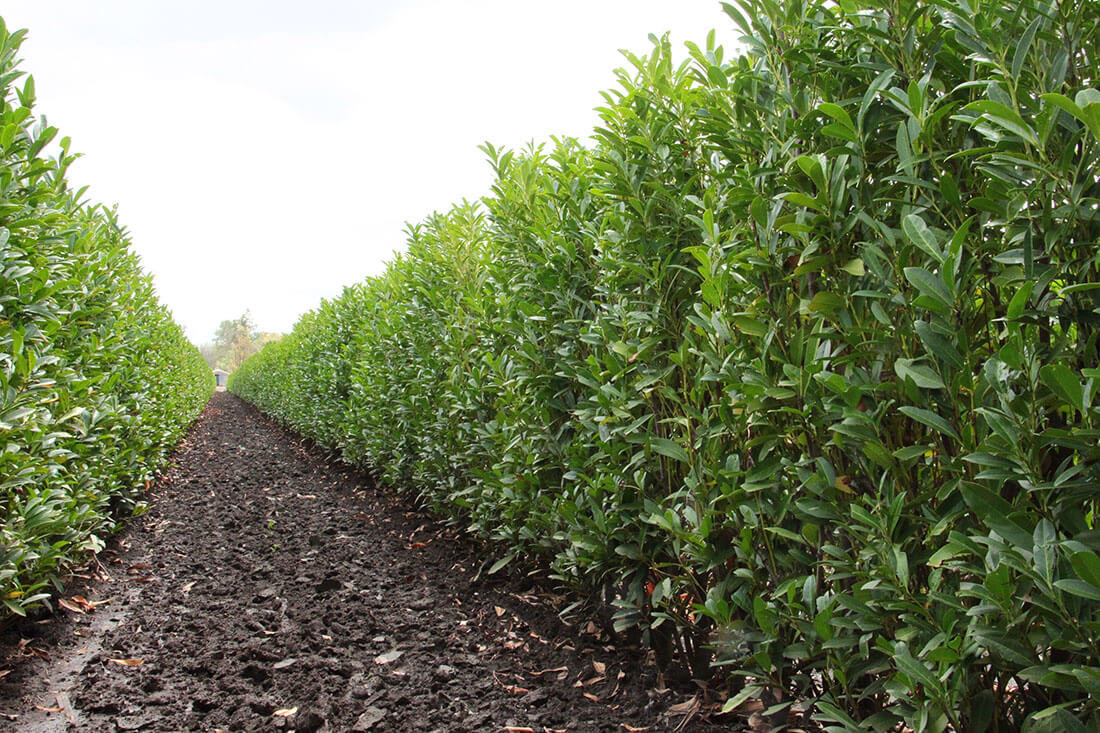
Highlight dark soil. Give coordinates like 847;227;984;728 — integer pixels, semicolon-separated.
0;392;754;732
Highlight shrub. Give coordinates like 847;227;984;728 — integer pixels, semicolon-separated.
0;20;213;617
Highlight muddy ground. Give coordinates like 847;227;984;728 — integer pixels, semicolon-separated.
0;392;763;732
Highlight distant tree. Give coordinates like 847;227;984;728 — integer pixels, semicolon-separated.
214;311;259;372
198;312;282;372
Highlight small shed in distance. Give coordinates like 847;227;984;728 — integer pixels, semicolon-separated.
213;369;229;391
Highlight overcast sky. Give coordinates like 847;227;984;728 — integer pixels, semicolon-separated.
4;1;732;342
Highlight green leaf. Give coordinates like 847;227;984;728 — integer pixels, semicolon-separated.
1040;364;1084;412
928;543;969;567
731;315;768;337
895;359;947;391
963;99;1039;145
822;122;859;143
899;405;957;439
1042;92;1098;136
894;444;932;461
818;102;855;132
914;321;964;369
650;437;689;464
1007;281;1035;320
1011;16;1042;81
487;554;514;575
902;214;943;263
1070;551;1100;589
904;267;954;311
808;292;844;318
780;191;825;212
1054;579;1100;602
840;258;865;276
721;684;764;714
859;69;895;130
893;643;941;695
960;483;1033;547
796;155;826;193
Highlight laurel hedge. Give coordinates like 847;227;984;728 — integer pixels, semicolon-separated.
0;20;213;617
232;0;1100;728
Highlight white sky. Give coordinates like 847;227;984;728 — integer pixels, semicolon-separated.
4;1;732;342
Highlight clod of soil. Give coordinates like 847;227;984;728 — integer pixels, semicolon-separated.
0;393;742;732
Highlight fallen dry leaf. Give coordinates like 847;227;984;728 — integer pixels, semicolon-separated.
494;606;506;616
593;660;606;675
407;541;426;549
33;705;62;713
0;670;9;679
374;650;404;665
622;726;651;732
70;595;109;611
530;666;568;677
583;692;600;702
57;598;85;615
106;658;144;667
273;707;297;717
504;728;535;733
667;695;700;715
127;563;152;573
181;581;196;593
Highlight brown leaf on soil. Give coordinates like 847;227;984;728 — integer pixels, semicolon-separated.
127;563;152;573
57;598;86;614
622;726;651;732
34;705;62;713
593;660;606;675
407;542;426;549
667;696;700;715
0;670;9;679
106;658;144;666
374;650;404;665
70;595;109;610
494;605;506;616
17;639;48;660
126;576;156;583
273;707;297;717
181;581;196;593
504;728;535;732
530;666;568;677
583;692;600;702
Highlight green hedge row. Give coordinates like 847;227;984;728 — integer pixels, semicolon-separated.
232;0;1100;729
0;21;213;617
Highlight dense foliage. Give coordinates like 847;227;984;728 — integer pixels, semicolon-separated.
232;0;1100;728
0;21;213;617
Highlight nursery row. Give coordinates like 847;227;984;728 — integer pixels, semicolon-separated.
0;21;213;617
231;1;1100;730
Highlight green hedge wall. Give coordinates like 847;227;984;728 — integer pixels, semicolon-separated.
0;21;213;617
232;1;1100;729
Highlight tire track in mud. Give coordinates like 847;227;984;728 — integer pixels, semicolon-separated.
1;392;730;732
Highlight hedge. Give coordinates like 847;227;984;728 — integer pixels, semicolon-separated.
232;1;1100;729
0;20;213;617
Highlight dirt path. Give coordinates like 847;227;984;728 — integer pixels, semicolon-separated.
0;393;734;732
